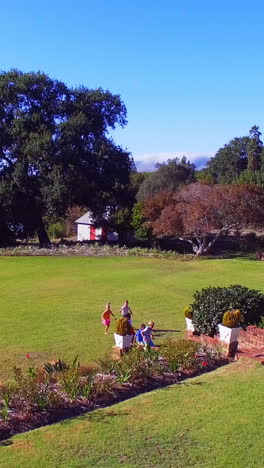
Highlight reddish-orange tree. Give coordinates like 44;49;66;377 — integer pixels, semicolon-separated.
144;183;264;255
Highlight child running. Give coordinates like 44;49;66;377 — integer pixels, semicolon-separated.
101;302;116;335
141;321;157;348
135;323;145;346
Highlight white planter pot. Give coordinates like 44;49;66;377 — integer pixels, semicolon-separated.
218;324;242;343
185;317;195;332
114;333;134;349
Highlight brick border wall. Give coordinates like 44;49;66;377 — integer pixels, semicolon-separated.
239;326;264;348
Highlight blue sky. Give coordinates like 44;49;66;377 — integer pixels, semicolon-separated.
1;1;264;170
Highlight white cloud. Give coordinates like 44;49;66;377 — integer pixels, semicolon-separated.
134;152;213;171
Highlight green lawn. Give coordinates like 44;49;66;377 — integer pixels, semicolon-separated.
0;256;264;380
0;358;263;468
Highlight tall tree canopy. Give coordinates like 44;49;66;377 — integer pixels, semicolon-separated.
0;70;134;243
205;136;249;184
144;183;264;255
136;157;196;202
204;125;264;185
247;125;263;172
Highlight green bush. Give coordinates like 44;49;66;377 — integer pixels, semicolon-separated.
222;310;241;328
191;285;264;336
47;221;66;240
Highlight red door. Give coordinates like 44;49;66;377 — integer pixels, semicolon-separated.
90;226;96;240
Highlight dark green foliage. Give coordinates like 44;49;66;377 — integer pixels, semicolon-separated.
115;317;134;335
206;137;249;184
47;221;67;240
131;202;151;240
247;126;263;172
191;285;264;336
258;317;264;329
236;169;264;186
222;310;242;328
0;70;133;245
137;157;196;201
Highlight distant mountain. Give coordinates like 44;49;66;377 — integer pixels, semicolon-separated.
134;152;211;171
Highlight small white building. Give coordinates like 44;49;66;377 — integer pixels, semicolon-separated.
75;211;118;242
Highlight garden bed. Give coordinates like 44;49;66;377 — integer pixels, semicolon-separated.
0;243;196;260
0;341;228;441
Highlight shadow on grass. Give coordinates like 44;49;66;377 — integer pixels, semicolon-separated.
206;252;256;260
60;410;130;426
0;440;13;447
164;381;205;389
154;329;181;338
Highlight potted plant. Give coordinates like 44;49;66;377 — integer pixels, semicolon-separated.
114;317;135;349
184;306;195;332
218;309;242;343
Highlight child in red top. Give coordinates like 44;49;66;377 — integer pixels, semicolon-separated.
101;303;116;334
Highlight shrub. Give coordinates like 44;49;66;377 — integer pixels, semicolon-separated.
222;310;242;328
191;285;264;336
115;317;134;336
119;347;161;382
162;339;200;373
93;375;115;397
96;355;116;374
12;366;60;412
258;316;264;329
47;221;66;240
184;306;193;319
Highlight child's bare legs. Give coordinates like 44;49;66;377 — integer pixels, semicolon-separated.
103;319;111;334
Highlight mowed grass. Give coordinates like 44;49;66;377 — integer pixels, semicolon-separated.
0;358;263;468
0;256;264;380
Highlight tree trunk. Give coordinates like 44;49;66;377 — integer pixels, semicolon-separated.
37;220;51;246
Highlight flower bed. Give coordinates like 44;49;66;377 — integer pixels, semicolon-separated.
0;244;196;260
0;341;227;441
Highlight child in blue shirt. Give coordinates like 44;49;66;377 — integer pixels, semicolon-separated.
135;324;145;346
141;321;156;347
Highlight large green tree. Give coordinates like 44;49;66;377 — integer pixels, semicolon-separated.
205;136;249;184
136;157;196;202
247;125;263;172
0;70;133;244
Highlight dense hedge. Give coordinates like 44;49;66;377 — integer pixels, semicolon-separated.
191;285;264;336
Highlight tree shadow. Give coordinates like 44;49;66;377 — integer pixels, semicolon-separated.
154;329;181;337
0;440;13;447
60;410;130;426
207;252;256;260
164;381;205;389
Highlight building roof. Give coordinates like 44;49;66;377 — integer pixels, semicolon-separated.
75;211;94;225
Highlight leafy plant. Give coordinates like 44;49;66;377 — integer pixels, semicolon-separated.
222;310;242;328
258;316;264;329
115;317;134;336
0;382;14;408
96;355;116;374
12;366;57;412
79;375;94;399
0;400;9;420
191;285;264;336
93;376;115;397
162;339;200;373
59;370;80;401
44;356;79;376
114;361;132;385
184;306;193;319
